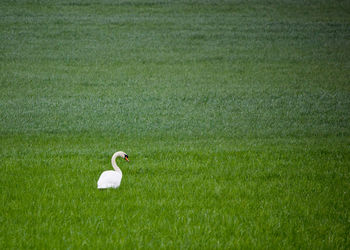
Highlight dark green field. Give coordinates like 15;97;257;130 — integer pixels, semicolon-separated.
1;0;349;249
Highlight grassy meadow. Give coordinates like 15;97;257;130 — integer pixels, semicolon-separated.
1;0;350;248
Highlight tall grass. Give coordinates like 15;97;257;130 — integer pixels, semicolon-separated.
1;0;349;249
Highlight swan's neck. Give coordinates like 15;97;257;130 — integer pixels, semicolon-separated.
111;152;123;176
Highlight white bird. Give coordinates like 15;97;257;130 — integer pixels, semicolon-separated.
97;151;129;189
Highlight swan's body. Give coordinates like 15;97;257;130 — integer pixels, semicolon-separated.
97;170;122;189
97;151;128;189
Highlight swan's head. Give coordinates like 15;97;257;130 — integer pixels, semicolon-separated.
114;151;129;162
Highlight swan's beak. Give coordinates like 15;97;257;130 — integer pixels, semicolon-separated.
125;156;129;162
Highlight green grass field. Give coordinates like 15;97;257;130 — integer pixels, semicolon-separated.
1;0;350;249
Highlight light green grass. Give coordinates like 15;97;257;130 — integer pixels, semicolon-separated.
1;0;350;249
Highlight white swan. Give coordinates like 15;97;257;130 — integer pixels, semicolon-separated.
97;151;129;189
